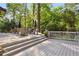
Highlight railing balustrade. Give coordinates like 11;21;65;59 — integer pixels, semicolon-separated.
48;31;79;41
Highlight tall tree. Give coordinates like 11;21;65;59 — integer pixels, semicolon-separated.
24;3;27;29
32;3;36;30
7;3;22;28
36;3;41;32
62;8;76;31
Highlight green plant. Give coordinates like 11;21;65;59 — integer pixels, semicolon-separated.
43;30;48;37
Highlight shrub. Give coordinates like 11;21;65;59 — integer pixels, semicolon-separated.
43;30;48;37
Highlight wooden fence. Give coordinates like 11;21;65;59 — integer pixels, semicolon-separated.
48;31;79;41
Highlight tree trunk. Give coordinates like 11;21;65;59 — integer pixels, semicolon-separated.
37;3;41;32
24;4;27;29
12;9;16;29
18;13;22;28
33;3;35;29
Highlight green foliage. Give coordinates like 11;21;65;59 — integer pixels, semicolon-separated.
0;19;11;32
43;30;48;37
62;8;76;31
1;3;79;33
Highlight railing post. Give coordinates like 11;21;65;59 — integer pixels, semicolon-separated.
48;31;50;39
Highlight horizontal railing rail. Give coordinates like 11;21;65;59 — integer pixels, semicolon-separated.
48;31;79;40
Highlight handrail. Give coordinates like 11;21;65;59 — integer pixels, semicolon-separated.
49;31;79;33
48;31;79;40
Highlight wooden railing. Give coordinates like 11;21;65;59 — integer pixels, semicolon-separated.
48;31;79;40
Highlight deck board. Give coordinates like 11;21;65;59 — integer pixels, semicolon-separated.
15;39;79;56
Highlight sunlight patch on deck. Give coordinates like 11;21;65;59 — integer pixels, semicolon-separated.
61;43;79;52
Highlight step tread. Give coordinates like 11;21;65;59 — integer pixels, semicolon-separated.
2;36;43;48
3;38;47;56
4;37;45;52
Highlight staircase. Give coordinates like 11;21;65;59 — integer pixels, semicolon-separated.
2;35;47;56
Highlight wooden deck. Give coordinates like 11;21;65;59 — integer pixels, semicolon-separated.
15;39;79;56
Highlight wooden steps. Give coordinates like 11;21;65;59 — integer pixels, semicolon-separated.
2;35;47;56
